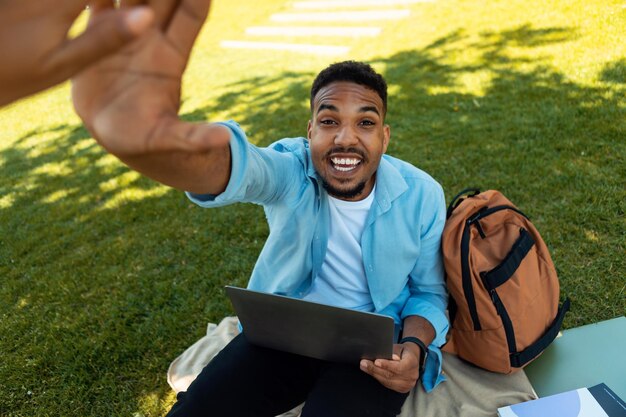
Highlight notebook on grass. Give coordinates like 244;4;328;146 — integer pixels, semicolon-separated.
497;383;626;417
225;286;394;363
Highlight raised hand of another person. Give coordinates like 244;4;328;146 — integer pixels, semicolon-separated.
72;0;232;194
0;0;154;107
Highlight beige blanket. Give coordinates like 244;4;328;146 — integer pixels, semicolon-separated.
167;317;536;417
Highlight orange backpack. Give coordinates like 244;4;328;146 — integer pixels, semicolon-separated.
441;189;570;374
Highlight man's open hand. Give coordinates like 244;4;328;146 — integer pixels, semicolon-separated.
73;0;233;194
0;1;154;107
72;0;231;158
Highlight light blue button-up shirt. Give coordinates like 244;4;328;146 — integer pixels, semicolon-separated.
188;120;449;391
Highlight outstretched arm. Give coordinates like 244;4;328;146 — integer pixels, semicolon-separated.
72;0;232;194
0;1;154;107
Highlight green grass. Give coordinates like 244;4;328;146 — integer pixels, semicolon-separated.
1;0;624;415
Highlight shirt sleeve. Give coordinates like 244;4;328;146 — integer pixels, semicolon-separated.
186;120;301;207
400;182;449;391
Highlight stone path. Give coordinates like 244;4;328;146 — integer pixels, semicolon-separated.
220;0;435;56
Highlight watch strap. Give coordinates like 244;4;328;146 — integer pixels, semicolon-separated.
399;336;428;380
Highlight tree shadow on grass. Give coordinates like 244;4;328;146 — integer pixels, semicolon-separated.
1;24;624;417
599;58;626;84
0;126;267;415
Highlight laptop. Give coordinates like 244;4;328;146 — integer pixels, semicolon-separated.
225;286;395;363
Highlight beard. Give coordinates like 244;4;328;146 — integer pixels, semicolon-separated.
320;176;368;200
318;146;370;199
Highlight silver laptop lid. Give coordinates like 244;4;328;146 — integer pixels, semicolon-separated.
225;286;394;363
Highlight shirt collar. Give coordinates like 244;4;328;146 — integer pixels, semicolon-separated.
371;156;408;213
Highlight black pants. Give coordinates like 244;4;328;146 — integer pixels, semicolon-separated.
166;333;409;417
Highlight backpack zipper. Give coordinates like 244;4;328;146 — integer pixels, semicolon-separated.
488;288;517;356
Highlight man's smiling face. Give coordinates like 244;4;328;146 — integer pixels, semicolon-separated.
308;81;390;201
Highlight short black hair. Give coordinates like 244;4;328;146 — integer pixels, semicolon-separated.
310;61;388;115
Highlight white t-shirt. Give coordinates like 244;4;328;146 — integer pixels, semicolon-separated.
302;187;376;311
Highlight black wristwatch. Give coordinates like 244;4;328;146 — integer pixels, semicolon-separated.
399;336;428;380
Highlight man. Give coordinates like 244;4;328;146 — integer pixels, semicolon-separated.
173;63;449;417
72;9;448;416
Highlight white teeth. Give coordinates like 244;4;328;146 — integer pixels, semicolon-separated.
335;165;355;172
331;157;360;166
330;157;360;172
